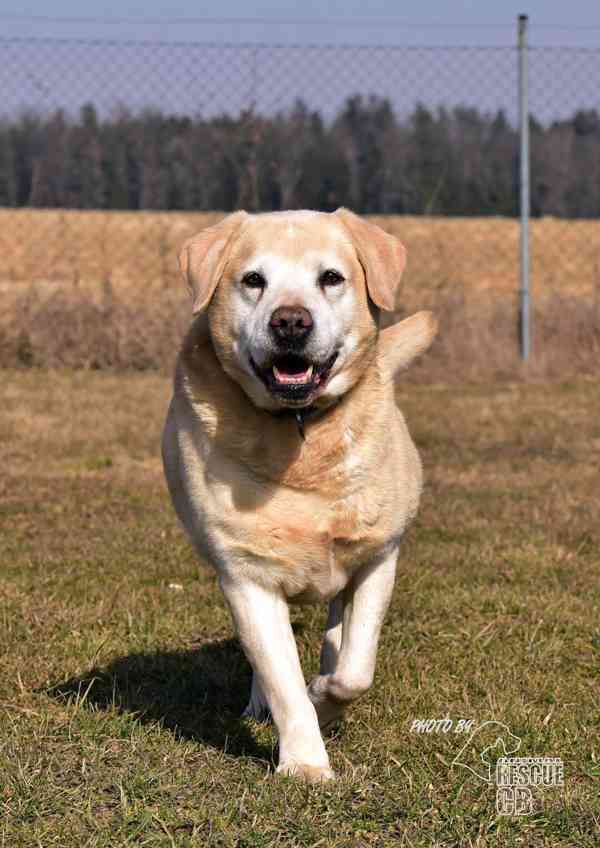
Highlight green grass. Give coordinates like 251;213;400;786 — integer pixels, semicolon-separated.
1;371;598;846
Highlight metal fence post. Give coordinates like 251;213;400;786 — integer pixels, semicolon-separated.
518;14;530;360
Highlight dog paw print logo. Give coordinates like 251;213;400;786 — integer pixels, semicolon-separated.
451;720;521;783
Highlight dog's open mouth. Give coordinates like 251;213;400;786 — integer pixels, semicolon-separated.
250;351;338;404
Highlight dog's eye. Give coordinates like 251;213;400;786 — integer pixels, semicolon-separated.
320;269;344;287
242;272;266;289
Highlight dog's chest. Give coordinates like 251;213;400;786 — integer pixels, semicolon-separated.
311;429;402;567
325;489;391;565
177;395;419;601
212;455;404;601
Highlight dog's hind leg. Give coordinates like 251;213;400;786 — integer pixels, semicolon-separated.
318;591;345;675
242;672;271;722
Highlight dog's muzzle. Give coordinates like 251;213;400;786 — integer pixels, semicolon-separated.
250;349;339;407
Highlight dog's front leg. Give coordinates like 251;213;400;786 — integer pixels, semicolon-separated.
308;548;398;729
220;574;334;782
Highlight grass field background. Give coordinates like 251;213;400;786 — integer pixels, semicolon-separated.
1;370;598;846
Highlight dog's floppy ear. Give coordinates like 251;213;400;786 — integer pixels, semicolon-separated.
178;211;248;314
334;207;406;311
379;311;438;377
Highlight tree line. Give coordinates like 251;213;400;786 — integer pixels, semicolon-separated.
1;96;599;217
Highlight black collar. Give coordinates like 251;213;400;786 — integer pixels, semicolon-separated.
266;401;338;440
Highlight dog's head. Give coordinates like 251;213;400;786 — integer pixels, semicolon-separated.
179;208;407;410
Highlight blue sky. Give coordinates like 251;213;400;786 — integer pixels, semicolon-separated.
1;1;599;46
1;2;598;122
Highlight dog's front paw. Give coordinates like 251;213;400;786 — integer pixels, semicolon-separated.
276;762;335;783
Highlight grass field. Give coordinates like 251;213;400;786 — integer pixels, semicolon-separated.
1;370;598;846
2;208;600;298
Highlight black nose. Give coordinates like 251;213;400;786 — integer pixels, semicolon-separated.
269;306;313;345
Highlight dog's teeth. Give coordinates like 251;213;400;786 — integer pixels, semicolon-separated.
306;365;314;378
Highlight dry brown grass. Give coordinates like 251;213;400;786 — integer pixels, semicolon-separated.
1;208;599;379
3;208;600;297
1;282;598;382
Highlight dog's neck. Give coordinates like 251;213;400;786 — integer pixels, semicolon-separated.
265;400;342;440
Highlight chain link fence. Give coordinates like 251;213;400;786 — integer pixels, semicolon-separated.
1;32;599;375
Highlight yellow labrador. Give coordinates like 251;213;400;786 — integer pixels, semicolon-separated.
162;209;437;782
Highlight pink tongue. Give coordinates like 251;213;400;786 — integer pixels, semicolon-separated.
273;364;312;384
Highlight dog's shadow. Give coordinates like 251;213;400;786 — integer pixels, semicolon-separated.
45;638;276;765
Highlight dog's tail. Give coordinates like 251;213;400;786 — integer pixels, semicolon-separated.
378;311;438;378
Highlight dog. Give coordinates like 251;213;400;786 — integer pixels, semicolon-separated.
162;208;437;782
